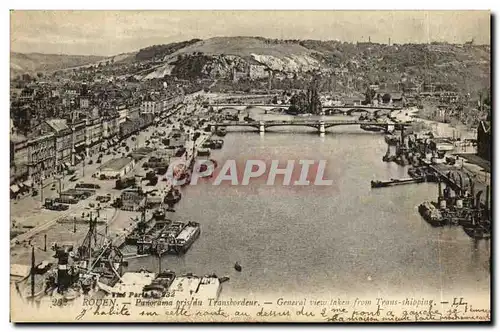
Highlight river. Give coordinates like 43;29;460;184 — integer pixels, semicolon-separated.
127;109;490;301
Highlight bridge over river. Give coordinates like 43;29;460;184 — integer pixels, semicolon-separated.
211;119;414;134
210;103;402;116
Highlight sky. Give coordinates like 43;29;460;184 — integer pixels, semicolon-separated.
10;10;491;56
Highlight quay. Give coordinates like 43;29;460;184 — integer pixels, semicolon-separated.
380;125;491;238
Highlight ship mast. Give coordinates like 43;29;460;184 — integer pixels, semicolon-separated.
79;211;98;272
30;246;35;300
138;191;148;235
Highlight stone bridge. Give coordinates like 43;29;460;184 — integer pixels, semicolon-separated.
210;104;402;116
211;120;413;135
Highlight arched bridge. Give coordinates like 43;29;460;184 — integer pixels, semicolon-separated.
210;103;402;116
210;120;413;134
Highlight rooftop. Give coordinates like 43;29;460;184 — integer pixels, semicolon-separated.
169;276;201;298
10;132;27;144
46;118;69;132
98;157;134;171
111;272;156;294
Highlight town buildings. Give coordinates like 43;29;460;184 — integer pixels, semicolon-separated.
10;132;30;195
26;133;56;184
102;109;120;148
85;107;103;156
46;119;73;171
140;94;158;115
117;105;129;125
70;117;87;165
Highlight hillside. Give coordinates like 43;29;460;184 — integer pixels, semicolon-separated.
166;37;316;59
137;37;489;95
10;52;106;76
14;36;489;96
144;37;324;80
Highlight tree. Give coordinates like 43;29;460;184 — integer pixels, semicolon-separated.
364;87;376;104
307;80;322;115
288;92;306;114
382;93;392;104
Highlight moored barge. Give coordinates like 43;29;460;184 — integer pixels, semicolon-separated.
418;201;446;227
371;177;425;188
167;221;201;254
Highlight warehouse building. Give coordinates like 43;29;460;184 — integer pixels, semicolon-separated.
93;157;135;179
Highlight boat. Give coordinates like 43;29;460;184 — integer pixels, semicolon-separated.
197;147;211;156
461;218;491;239
15;213;127;305
151;221;187;255
125;206;155;245
408;167;424;178
371;177;425;188
167;221;201;255
202;139;223;150
215;127;227;137
136;219;172;255
385;134;400;145
219;276;230;283
360;124;385;132
164;187;182;206
152;208;166;221
418;201;446;227
208;139;224;149
463;225;491;240
234;262;242;272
